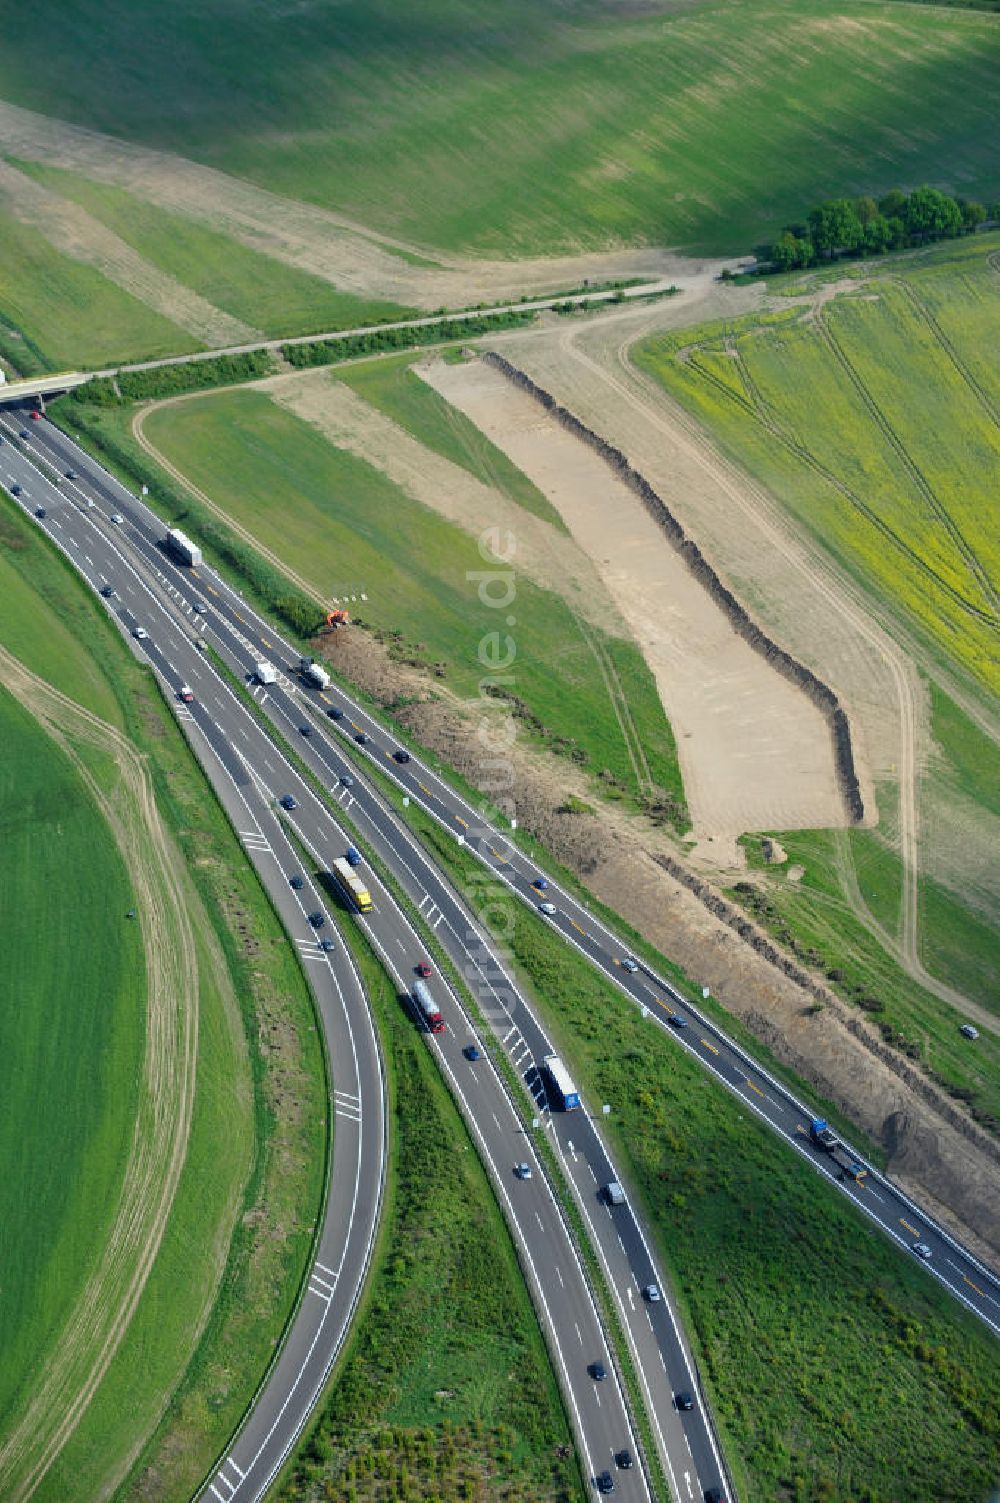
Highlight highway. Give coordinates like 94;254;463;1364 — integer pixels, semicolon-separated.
5;395;998;1498
0;411;696;1500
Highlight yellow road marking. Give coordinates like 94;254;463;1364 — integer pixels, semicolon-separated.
700;1038;719;1055
964;1275;986;1297
261;637;273;648
900;1218;920;1238
206;584;218;595
419;781;433;797
570;919;587;936
454;815;468;828
190;567;200;577
352;722;362;732
320;693;331;703
746;1080;764;1097
491;848;509;864
612;957;621;967
234;611;245;623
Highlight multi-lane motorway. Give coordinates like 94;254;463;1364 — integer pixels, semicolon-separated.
3;399;998;1502
0;407;729;1501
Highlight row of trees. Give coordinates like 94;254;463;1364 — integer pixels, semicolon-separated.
768;186;996;271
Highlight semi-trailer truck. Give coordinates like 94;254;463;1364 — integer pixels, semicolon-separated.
543;1052;580;1111
331;856;372;912
165;527;202;567
809;1119;868;1182
413;978;445;1034
299;656;331;690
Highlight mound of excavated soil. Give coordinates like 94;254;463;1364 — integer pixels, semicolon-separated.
315;624;1000;1268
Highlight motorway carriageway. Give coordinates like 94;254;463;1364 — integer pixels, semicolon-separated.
0;416;706;1499
7;399;999;1482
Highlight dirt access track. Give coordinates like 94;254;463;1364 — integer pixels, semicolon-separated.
420;354;851;859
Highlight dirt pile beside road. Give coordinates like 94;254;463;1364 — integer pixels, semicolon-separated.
315;624;1000;1269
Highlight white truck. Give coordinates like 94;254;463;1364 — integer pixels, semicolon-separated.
255;660;277;685
299;656;330;690
165;527;202;567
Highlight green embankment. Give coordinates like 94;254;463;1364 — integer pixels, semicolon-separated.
131;387;685;812
0;0;996;257
405;808;1000;1503
277;927;579;1503
0;688;145;1443
0;499;326;1500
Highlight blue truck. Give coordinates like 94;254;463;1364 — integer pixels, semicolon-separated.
809;1119;867;1183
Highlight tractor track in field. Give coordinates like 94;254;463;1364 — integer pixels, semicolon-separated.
683;329;995;628
886;277;1000;432
814;307;999;622
0;649;200;1501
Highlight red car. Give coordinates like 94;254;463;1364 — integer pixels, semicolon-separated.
29;410;41;421
179;684;195;703
415;961;432;978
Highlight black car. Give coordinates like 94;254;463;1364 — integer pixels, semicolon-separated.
319;938;335;952
299;724;312;737
289;875;304;890
100;585;115;598
11;483;22;496
66;469;78;480
394;749;411;763
588;1361;607;1382
464;1044;482;1062
327;706;344;720
676;1391;695;1411
614;1451;633;1471
355;732;369;745
340;773;355;788
705;1490;725;1503
308;911;325;928
19;428;29;439
280;795;297;811
596;1473;615;1495
35;507;46;519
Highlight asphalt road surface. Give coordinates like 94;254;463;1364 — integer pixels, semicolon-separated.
5;399;998;1503
0;411;699;1499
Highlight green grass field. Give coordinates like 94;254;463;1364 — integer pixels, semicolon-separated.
15;161;413;342
635;235;1000;697
136;386;685;810
0;499;326;1501
0;208;196;372
278;928;579;1503
0;687;145;1444
408;809;1000;1503
0;0;997;259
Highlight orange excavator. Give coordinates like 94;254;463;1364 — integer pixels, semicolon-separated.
324;608;350;629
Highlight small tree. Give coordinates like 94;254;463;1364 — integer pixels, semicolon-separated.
878;188;908;220
958;198;986;233
808;198;863;258
904;185;962;241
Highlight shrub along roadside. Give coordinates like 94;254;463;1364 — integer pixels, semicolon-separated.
281;309;536;369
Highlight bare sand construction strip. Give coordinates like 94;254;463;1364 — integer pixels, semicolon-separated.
266;369;625;636
0;649;200;1502
421;355;849;857
0;158;259;349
